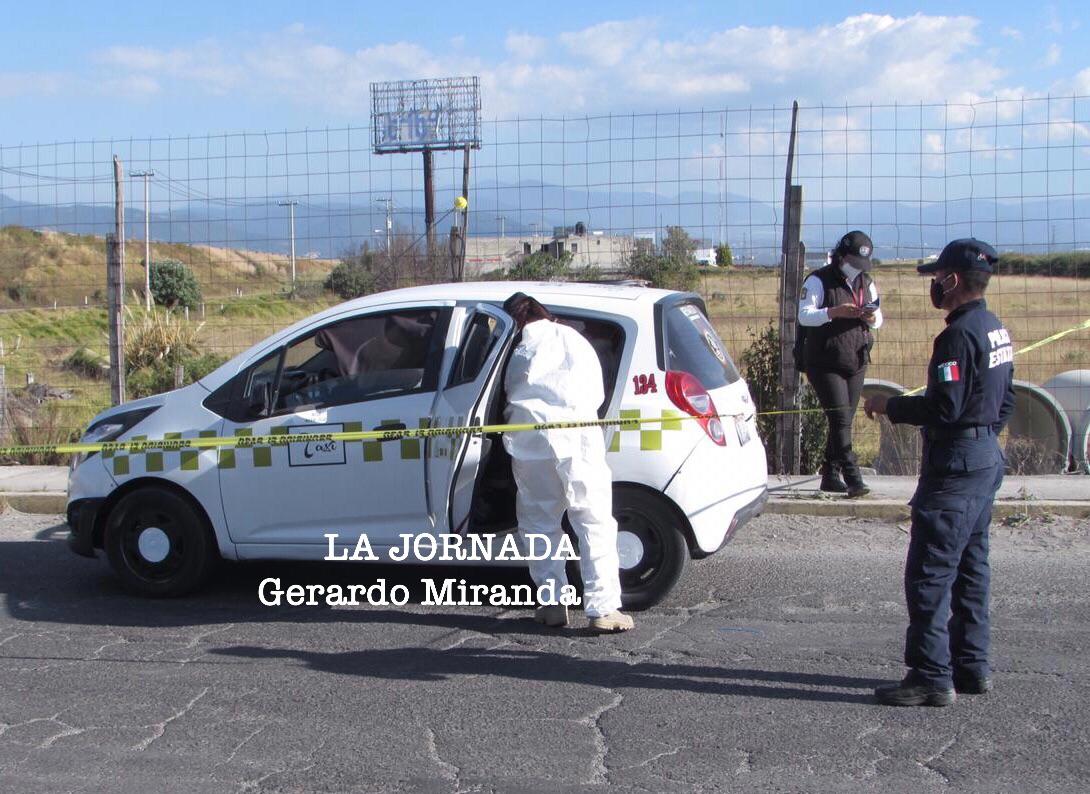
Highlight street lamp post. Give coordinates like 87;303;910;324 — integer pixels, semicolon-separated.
277;200;299;288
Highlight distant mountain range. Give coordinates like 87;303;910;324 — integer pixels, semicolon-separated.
2;182;1086;264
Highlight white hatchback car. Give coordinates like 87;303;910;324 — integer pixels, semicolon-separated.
67;282;767;608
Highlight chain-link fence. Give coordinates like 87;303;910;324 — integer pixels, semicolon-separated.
1;95;1088;472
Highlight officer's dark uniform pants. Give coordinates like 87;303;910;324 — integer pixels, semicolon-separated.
904;436;1005;686
806;367;865;475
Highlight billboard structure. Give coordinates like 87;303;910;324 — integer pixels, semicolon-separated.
370;77;482;280
371;76;481;154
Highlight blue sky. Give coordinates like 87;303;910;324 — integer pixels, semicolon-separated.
1;1;1087;142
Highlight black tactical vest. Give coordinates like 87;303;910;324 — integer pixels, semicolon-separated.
803;264;874;375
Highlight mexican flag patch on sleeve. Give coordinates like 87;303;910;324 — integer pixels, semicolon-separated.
937;360;961;382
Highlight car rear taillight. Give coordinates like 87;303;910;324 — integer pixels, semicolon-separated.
665;370;726;446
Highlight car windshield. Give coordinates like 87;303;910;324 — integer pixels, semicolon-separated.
664;302;740;389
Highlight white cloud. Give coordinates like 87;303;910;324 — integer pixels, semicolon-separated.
1000;26;1023;40
504;32;547;60
1042;43;1062;67
0;71;67;98
74;14;1087;122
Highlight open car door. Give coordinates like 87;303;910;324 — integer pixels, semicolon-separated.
426;303;515;535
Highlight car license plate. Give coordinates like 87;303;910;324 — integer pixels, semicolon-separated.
735;417;752;446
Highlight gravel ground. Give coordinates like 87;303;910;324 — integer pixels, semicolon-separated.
0;508;1087;793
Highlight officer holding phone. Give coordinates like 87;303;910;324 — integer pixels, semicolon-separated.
797;230;882;497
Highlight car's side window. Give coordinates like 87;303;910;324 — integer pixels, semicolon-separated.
270;308;443;412
448;313;502;388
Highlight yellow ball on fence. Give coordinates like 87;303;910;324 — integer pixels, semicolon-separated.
454;196;468;211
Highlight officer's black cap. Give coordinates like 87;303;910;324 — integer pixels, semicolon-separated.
917;238;999;274
834;230;874;270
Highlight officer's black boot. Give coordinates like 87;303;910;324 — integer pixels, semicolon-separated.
875;673;956;707
819;463;848;493
841;462;870;499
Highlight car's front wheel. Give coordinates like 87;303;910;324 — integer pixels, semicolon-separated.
103;485;217;597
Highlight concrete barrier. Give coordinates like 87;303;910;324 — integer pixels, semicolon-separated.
861;379;921;475
1043;370;1090;473
1008;380;1072;473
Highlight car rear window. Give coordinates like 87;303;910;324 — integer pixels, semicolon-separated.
664;303;740;389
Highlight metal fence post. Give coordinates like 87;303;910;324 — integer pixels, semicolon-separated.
777;101;803;475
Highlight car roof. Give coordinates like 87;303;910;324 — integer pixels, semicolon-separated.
332;280;678;313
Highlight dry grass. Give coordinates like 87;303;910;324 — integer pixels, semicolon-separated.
0;226;337;308
702;265;1090;469
702;265;1090;388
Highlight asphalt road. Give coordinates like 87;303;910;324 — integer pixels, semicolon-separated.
0;509;1087;793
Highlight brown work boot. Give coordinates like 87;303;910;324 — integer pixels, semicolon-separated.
534;604;569;628
588;611;634;633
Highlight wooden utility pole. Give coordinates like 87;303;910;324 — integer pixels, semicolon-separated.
777;102;803;474
460;144;470;280
109;155;126;405
423;149;435;280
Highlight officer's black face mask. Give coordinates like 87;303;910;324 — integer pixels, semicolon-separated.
930;273;958;309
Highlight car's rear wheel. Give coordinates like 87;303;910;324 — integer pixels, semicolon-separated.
565;487;689;611
103;485;217;597
613;488;689;610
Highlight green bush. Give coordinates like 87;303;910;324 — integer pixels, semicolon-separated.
714;243;734;268
150;260;203;309
627;250;700;291
325;252;378;299
127;352;227;398
63;347;109;380
508;250;573;280
739;322;826;474
626;226;700;291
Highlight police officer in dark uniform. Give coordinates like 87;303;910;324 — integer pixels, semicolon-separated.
863;238;1014;707
798;230;882;498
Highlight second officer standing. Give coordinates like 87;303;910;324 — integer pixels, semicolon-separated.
798;230;882;497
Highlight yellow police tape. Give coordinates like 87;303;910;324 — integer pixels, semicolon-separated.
0;412;749;458
0;317;1084;459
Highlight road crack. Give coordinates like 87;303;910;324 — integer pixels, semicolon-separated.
131;686;210;752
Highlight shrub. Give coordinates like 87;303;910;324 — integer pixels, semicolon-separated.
996;251;1090;279
150;259;202;309
325;251;378;299
63;347;109;380
626;250;700;291
127;352;227;398
739;322;826;474
3;398;99;466
124;306;206;371
508;250;573;281
625;226;700;291
714;243;734;268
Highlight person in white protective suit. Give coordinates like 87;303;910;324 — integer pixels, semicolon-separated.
501;293;634;633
